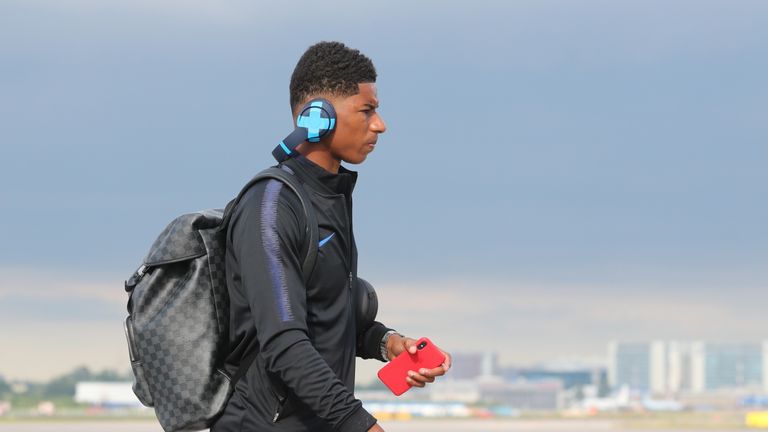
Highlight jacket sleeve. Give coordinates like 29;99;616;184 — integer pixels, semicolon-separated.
230;180;377;432
357;321;393;361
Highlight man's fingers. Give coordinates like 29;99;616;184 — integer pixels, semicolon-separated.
406;339;418;354
408;370;436;384
419;366;447;378
406;375;426;387
399;341;451;389
406;376;431;386
413;372;435;383
442;352;452;370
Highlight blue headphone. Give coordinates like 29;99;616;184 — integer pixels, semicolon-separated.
272;98;337;162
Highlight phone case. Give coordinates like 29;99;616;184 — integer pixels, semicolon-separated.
377;337;446;396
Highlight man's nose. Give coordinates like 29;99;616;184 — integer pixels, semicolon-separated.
371;113;387;134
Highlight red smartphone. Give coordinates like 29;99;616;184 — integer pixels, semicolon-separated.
377;337;446;396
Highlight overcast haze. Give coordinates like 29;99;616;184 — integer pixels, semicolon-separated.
1;0;767;381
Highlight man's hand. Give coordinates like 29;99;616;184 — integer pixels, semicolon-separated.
385;334;451;388
368;424;385;432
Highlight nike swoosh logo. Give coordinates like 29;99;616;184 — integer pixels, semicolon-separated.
318;232;336;248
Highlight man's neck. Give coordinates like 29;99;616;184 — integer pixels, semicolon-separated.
298;144;341;174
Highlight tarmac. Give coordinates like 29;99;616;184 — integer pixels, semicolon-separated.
0;419;749;431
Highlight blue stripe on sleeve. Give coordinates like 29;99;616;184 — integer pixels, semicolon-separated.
260;179;294;322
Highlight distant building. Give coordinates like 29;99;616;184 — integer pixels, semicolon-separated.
513;368;606;391
428;377;562;410
479;379;563;411
608;341;667;393
609;341;768;394
692;342;764;392
427;380;482;403
362;401;472;419
667;341;694;392
448;352;498;380
74;382;144;408
376;372;562;411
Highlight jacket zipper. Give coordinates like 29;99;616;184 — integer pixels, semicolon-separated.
272;394;285;422
273;179;355;426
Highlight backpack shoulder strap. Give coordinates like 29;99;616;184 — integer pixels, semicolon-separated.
221;166;319;282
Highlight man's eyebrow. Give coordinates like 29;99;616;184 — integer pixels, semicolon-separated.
362;101;379;109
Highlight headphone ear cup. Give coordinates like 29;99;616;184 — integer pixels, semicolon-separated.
272;98;337;162
296;98;337;142
356;277;378;330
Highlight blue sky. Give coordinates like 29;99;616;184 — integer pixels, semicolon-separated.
1;0;767;380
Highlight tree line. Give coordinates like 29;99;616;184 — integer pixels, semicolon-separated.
0;367;132;400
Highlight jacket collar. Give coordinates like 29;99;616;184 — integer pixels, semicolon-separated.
283;154;358;197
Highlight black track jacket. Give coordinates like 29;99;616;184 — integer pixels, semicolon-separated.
211;155;392;432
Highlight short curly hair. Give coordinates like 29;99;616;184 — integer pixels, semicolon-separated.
289;41;377;111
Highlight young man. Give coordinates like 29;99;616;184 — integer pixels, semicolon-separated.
211;41;450;432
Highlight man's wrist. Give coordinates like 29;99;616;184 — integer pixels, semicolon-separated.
380;330;402;361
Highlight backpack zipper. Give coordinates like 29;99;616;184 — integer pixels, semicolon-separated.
124;264;149;292
137;264;148;278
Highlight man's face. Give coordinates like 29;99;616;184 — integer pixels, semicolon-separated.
324;83;387;165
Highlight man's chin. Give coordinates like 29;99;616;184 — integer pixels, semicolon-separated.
343;154;369;165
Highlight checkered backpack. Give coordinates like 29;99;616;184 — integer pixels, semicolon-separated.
123;167;318;432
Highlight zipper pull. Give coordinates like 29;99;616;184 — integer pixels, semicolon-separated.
272;395;286;422
124;264;149;292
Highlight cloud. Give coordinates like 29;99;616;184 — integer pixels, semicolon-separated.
0;321;130;382
7;0;264;25
1;267;766;381
0;268;135;380
0;266;124;305
372;278;768;367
